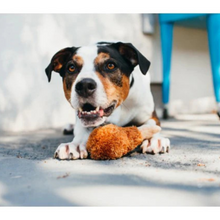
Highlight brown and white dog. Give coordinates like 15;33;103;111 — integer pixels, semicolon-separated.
45;42;170;159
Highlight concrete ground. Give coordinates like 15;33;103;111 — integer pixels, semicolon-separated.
0;114;220;206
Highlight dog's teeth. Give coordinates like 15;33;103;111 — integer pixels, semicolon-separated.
80;109;101;115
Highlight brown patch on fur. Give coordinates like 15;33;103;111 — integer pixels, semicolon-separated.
94;52;110;65
151;110;161;126
63;74;78;102
118;75;130;104
62;55;83;102
95;52;124;87
63;80;71;102
52;48;73;72
96;72;130;107
72;54;84;66
53;60;63;72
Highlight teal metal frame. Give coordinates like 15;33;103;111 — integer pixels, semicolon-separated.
159;14;220;119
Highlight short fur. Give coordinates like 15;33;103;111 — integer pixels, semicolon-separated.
45;41;171;160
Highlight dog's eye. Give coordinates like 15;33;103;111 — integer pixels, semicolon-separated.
107;63;115;70
68;64;76;73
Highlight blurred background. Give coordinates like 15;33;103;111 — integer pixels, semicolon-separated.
0;14;217;132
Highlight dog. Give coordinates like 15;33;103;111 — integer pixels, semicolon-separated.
45;42;170;159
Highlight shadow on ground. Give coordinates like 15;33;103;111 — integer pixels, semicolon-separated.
0;116;220;206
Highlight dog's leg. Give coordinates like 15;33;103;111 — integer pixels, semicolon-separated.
54;120;90;160
139;119;170;154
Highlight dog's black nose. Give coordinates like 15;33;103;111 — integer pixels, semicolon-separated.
75;78;97;97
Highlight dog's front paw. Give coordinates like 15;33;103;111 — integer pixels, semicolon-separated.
54;143;88;160
141;137;170;154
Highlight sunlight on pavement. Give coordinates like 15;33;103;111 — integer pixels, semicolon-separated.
56;185;220;206
0;182;10;206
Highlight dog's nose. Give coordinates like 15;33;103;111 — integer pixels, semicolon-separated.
75;78;97;97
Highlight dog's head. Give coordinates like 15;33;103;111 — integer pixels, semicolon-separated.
45;42;150;127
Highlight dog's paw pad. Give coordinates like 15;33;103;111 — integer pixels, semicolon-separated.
141;138;170;154
54;143;78;160
54;143;88;160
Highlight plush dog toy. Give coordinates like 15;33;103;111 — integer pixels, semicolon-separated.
86;123;161;160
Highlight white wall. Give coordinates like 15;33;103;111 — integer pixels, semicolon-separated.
169;25;216;115
0;14;217;131
0;14;152;131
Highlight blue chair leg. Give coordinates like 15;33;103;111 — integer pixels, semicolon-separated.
207;14;220;118
160;22;174;119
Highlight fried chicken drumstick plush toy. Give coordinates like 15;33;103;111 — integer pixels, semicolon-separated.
86;123;161;160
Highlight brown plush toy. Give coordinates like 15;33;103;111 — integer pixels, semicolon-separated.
86;123;161;160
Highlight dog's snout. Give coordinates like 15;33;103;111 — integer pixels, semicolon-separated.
75;78;97;97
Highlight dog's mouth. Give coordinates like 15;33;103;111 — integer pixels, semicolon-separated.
77;101;116;126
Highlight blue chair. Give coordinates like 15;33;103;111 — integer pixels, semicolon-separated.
159;14;220;119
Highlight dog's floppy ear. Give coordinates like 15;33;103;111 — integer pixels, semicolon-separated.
45;47;76;82
115;42;150;75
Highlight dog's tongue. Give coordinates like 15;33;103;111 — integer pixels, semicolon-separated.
99;109;104;117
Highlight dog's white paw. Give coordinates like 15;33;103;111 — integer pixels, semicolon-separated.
54;143;88;160
141;137;170;154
